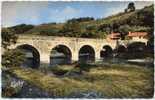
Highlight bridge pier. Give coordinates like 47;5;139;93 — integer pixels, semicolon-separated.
95;50;101;61
72;53;79;62
40;53;50;67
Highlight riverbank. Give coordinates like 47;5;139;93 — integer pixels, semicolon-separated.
2;62;154;98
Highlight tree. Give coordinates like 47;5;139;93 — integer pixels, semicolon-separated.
2;28;17;49
128;2;135;12
2;49;25;68
124;8;128;13
111;21;120;32
124;2;136;13
118;25;131;34
83;25;97;38
2;28;25;68
67;17;94;23
147;36;154;55
10;24;34;34
98;24;111;33
61;21;83;37
75;63;92;74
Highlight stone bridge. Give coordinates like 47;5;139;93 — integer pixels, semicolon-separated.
10;35;148;67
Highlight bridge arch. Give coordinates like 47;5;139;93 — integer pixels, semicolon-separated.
100;45;113;58
127;42;147;58
16;44;40;68
78;45;95;62
50;44;72;65
116;45;127;52
127;42;147;52
114;45;127;58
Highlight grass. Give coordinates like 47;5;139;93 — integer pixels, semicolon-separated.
83;66;153;98
8;67;93;97
8;63;154;98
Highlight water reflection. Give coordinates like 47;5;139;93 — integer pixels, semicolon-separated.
100;57;153;67
79;53;94;63
17;44;40;68
21;51;39;68
50;45;72;66
78;45;95;63
50;56;71;65
50;52;71;66
22;58;34;68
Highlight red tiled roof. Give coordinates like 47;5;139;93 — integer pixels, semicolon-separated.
109;32;121;39
128;32;148;37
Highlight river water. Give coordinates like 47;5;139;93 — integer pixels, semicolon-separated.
22;56;154;68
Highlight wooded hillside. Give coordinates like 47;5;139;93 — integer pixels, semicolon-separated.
4;5;154;39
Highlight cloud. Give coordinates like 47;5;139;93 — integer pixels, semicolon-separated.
103;6;125;18
2;1;153;27
2;1;49;27
2;2;80;27
48;6;81;23
62;6;78;15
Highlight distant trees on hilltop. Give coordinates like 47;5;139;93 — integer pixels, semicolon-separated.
67;17;94;23
125;2;136;13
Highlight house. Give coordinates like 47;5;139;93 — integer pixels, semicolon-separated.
107;32;121;41
127;32;148;40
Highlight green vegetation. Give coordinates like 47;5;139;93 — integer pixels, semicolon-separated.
10;24;34;34
2;28;17;49
2;49;25;68
125;2;136;12
3;5;153;39
1;26;26;97
6;63;154;98
2;27;26;68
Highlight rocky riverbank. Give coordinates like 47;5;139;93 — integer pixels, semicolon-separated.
2;70;103;98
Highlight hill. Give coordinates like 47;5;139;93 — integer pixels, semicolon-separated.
5;4;154;39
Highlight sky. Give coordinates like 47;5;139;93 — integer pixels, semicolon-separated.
2;1;153;27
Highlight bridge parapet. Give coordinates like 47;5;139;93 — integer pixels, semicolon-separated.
18;35;106;41
17;35;117;49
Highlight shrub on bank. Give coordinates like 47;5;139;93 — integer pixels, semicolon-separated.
2;49;25;68
50;66;69;76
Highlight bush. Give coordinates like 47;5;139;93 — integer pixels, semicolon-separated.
2;28;17;49
39;67;49;74
75;63;97;74
50;66;69;76
10;24;34;34
2;49;25;68
2;86;16;97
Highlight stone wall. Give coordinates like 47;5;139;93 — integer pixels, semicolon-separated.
10;35;147;66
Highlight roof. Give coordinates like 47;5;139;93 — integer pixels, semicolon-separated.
107;32;121;40
128;32;148;37
111;32;120;35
